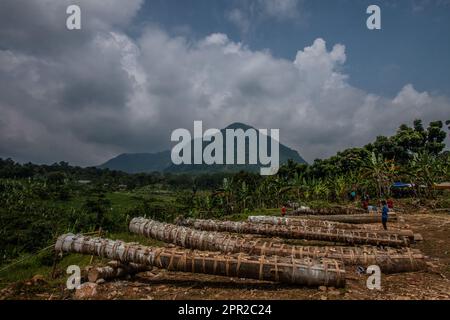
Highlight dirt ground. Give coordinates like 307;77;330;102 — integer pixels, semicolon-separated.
1;212;449;300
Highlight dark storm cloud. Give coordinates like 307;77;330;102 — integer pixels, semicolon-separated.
0;0;145;165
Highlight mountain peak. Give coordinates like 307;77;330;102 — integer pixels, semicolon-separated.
224;122;254;130
99;122;307;173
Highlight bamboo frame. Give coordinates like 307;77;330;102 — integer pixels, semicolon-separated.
289;213;398;224
247;216;415;240
55;233;346;287
289;207;367;215
130;218;425;273
177;218;410;247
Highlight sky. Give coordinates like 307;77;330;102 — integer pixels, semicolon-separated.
0;0;449;165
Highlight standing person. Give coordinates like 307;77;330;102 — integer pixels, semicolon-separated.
362;197;369;211
381;200;389;230
387;198;394;209
361;194;369;212
281;206;287;217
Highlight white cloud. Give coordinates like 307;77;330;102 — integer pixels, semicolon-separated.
203;33;230;46
258;0;302;19
118;29;450;162
393;84;431;107
294;38;348;89
226;9;251;34
226;0;304;34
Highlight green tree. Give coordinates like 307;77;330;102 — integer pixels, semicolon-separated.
409;152;445;198
362;152;397;199
425;121;447;155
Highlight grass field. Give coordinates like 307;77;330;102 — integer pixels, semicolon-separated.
0;188;281;291
1;182;449;300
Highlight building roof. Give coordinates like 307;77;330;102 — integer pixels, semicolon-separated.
434;182;450;190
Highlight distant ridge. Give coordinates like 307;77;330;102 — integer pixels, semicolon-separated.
99;123;307;173
99;151;172;174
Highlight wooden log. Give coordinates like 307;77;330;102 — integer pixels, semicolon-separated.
130;218;426;273
177;218;410;247
249;215;384;229
289;207;366;215
248;216;415;240
87;261;149;282
55;233;346;287
291;213;398;224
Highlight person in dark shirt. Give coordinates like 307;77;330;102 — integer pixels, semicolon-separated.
362;199;369;211
381;200;389;230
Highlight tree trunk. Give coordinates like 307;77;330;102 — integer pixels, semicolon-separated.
177;218;409;247
247;216;415;240
290;213;398;224
86;261;150;282
288;206;366;216
55;233;346;287
130;218;425;273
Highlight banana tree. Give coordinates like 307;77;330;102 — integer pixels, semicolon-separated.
409;152;444;198
326;175;347;202
236;181;252;211
362;152;397;199
289;172;308;201
213;177;235;214
312;179;330;200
